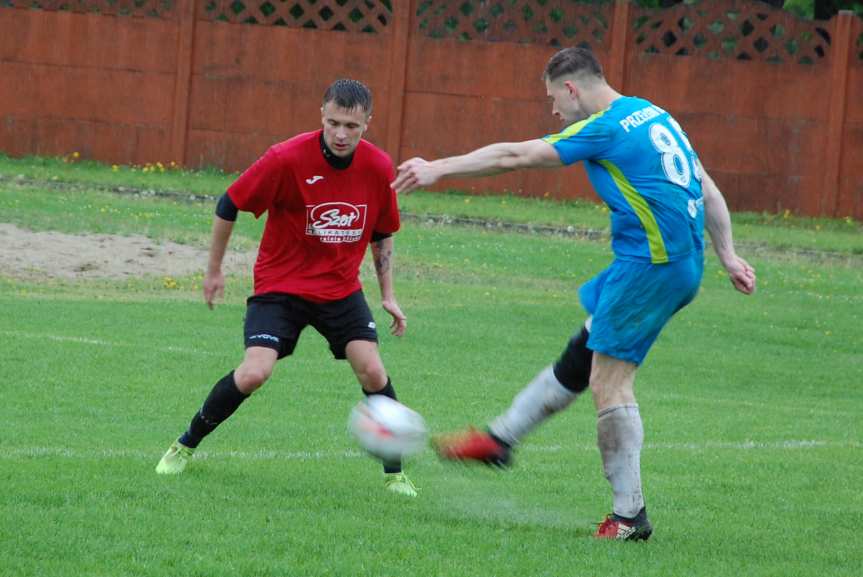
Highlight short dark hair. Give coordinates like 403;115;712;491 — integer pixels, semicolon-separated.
322;79;372;114
543;47;604;83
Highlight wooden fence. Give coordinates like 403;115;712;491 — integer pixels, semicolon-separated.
0;0;861;217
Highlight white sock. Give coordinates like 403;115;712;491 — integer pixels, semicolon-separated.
597;404;645;519
489;366;579;447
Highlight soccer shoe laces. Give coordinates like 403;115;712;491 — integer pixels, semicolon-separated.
384;472;419;497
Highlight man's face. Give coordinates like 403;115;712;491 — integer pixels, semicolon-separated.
546;78;586;125
321;101;370;157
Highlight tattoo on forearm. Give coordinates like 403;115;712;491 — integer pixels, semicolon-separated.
373;241;391;275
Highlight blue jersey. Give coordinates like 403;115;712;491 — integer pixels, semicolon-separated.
544;96;705;263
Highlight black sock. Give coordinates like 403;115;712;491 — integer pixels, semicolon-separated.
488;430;512;450
363;378;402;474
364;378;397;401
179;371;249;448
615;507;648;523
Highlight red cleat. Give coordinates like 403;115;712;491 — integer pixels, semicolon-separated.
432;428;512;468
594;508;653;541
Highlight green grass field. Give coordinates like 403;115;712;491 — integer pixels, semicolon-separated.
1;156;861;577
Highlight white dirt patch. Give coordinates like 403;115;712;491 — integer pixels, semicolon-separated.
0;223;256;280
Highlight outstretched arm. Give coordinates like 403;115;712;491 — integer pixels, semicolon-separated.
371;236;406;336
702;171;756;295
391;139;562;194
203;215;235;309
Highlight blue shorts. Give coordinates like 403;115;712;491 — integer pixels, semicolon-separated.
579;253;703;365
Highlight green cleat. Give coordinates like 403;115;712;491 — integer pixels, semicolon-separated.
384;472;418;497
155;441;195;475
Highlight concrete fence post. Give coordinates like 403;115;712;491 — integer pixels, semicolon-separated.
821;10;854;216
609;0;631;92
386;0;413;164
171;0;198;166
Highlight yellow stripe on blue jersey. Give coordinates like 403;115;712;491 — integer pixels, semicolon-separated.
543;96;705;262
598;160;668;264
543;109;608;145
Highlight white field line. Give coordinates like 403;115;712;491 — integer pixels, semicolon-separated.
4;332;851;420
0;446;368;461
2;331;857;421
525;439;861;453
0;330;221;357
0;440;857;462
647;392;858;418
1;331;857;417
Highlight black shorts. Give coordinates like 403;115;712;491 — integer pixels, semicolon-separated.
243;290;378;360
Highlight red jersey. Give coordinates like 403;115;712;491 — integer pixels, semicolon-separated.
227;130;401;302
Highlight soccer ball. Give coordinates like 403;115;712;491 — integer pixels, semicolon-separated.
348;396;428;461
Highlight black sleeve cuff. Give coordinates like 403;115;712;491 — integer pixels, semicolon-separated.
371;231;392;242
215;193;238;221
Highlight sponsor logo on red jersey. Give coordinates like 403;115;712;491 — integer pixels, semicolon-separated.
305;202;367;243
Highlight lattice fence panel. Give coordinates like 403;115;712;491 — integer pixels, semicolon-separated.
0;0;176;17
631;0;832;65
200;0;392;33
416;0;611;49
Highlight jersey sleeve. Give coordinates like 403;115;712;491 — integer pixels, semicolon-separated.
542;112;615;166
226;146;286;218
374;162;401;235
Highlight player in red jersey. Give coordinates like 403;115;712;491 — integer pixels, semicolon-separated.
156;79;418;497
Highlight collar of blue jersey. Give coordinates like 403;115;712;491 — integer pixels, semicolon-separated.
319;131;354;170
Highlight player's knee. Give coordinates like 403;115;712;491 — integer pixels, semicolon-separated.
588;354;637;410
355;361;387;391
589;377;632;411
234;347;278;392
234;363;273;392
588;377;609;408
552;326;592;393
360;367;388;392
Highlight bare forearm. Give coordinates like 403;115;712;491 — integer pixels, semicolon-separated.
371;236;395;300
208;216;235;273
430;143;522;178
392;140;560;194
703;175;737;266
431;140;561;179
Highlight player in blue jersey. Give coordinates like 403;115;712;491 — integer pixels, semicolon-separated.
391;47;755;540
